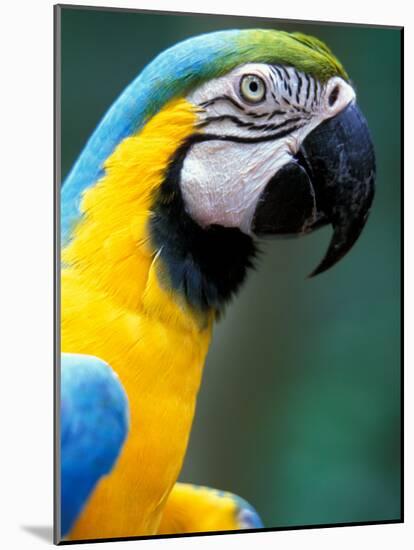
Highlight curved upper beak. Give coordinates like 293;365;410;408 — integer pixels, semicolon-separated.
252;101;376;276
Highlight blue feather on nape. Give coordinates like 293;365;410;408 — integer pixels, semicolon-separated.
60;353;129;537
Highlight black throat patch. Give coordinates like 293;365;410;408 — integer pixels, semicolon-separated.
149;135;258;313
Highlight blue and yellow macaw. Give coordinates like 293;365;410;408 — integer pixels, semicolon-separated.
60;29;375;541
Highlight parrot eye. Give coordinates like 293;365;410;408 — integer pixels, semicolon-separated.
239;74;266;103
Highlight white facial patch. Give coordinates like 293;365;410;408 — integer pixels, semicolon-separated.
181;137;293;233
181;63;355;234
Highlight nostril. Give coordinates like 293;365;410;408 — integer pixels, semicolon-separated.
328;85;340;107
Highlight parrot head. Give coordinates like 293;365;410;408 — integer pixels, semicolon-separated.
158;30;375;278
148;30;375;310
182;61;375;277
63;29;375;312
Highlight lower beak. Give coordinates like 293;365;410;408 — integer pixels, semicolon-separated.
252;102;376;276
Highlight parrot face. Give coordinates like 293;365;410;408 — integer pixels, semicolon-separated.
180;62;375;275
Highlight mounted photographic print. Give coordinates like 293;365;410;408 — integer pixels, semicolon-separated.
54;4;403;544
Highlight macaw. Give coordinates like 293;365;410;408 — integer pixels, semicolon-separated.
59;29;375;541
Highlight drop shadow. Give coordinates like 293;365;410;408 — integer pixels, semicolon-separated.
21;525;54;543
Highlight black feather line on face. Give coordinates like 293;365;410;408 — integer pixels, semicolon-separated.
295;69;303;104
198;114;304;134
199;94;246;111
149;135;258;314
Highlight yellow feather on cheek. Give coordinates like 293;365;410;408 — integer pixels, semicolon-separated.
61;99;214;539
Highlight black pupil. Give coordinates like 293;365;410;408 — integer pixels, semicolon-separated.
249;80;259;93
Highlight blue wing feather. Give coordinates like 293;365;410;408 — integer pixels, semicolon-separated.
233;495;264;529
60;353;129;537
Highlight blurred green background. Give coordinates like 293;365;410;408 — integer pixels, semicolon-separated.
60;7;402;529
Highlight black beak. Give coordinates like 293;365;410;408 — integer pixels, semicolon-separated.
252;102;376;276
